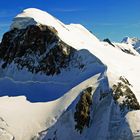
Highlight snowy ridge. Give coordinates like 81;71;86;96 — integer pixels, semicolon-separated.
102;41;139;56
11;8;100;50
114;42;139;55
0;74;101;140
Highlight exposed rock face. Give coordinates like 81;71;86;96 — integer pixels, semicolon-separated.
0;25;75;75
103;38;115;47
121;49;135;55
112;76;140;113
74;87;92;133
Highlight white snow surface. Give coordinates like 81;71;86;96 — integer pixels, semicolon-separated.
0;74;100;140
126;111;140;137
11;8;100;50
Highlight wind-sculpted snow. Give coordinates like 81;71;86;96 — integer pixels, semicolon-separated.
0;117;14;140
0;74;102;140
39;74;136;140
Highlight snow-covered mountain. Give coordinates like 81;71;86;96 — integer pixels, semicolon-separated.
103;38;139;56
0;8;140;140
122;37;140;53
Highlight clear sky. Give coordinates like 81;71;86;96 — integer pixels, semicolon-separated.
0;0;140;42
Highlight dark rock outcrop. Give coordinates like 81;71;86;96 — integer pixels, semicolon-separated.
0;25;75;75
74;87;93;133
103;38;115;47
112;76;140;113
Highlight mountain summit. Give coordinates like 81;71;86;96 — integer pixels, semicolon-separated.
0;8;140;140
11;8;100;49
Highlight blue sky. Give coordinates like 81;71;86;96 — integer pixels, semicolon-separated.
0;0;140;41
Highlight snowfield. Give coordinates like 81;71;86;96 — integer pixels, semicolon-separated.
0;8;140;140
0;74;101;140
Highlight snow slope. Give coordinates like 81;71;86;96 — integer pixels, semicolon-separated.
0;74;101;140
0;49;105;102
11;8;100;51
102;39;139;56
126;111;140;138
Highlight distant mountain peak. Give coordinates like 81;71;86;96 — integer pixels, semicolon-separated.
121;36;132;44
121;36;139;44
121;37;140;53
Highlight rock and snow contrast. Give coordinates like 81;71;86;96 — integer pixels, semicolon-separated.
0;8;140;140
121;37;140;53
